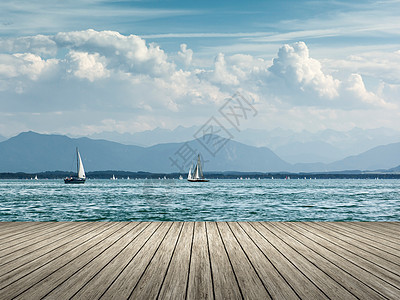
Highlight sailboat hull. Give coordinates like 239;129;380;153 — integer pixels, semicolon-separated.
187;179;209;182
64;177;86;184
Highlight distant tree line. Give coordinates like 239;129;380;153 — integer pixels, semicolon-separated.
0;171;399;179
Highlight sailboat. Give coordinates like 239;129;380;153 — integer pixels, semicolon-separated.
64;148;86;184
187;154;209;182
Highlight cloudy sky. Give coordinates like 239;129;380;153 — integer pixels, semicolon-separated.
0;0;399;138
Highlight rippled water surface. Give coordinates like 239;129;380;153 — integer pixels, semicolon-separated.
0;179;399;221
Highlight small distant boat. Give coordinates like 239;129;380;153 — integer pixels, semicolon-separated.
127;176;130;180
179;175;183;180
187;154;209;182
64;148;86;184
111;174;116;180
34;175;38;180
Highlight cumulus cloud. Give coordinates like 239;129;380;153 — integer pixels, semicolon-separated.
177;44;193;67
210;53;239;86
344;73;389;107
54;29;174;77
0;35;57;57
269;41;340;99
0;30;398;136
0;53;57;81
67;51;109;82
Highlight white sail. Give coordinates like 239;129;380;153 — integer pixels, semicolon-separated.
194;164;199;179
188;166;192;179
197;155;203;178
77;149;86;179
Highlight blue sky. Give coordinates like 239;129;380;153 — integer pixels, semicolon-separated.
0;0;399;137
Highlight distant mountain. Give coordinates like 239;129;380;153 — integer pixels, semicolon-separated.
0;134;6;142
84;125;199;146
275;141;343;164
388;165;400;172
327;142;400;171
79;126;400;164
0;131;290;173
289;142;400;172
1;131;400;173
235;127;400;163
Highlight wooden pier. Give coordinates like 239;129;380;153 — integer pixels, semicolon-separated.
0;222;399;299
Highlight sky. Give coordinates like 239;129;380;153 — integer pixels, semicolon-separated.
0;0;400;138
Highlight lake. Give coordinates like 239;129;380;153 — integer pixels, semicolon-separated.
0;179;399;222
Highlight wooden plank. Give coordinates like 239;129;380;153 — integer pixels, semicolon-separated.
301;222;400;287
358;222;400;237
0;222;53;241
0;222;42;239
239;222;328;299
336;222;400;246
0;222;87;261
322;222;400;255
21;222;148;299
129;222;184;299
186;222;213;300
274;222;384;300
0;223;110;279
0;222;398;300
310;222;400;267
0;222;130;299
100;222;173;300
0;222;64;248
229;222;299;299
347;223;400;244
205;222;241;300
157;222;194;300
70;222;160;299
289;222;400;299
217;222;271;300
257;222;357;299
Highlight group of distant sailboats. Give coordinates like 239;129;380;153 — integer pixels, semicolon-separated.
64;149;209;184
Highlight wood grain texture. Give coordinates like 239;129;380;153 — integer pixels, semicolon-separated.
0;222;399;300
157;222;193;300
206;222;241;300
186;222;213;300
100;222;172;300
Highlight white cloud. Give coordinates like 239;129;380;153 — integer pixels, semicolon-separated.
268;42;340;99
0;30;399;137
54;29;175;77
67;51;109;82
345;73;389;107
0;35;57;57
210;53;239;86
0;53;57;81
177;44;193;67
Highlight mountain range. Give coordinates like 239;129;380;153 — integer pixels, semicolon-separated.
0;131;399;173
81;126;400;164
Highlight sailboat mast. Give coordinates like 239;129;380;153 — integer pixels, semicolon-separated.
76;147;79;175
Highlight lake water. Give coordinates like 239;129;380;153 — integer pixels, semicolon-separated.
0;179;399;222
